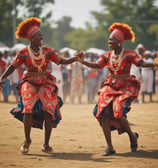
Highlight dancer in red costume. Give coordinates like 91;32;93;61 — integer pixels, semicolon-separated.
77;23;158;156
0;17;78;154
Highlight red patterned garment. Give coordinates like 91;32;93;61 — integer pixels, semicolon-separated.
0;60;6;76
93;49;143;133
10;46;63;128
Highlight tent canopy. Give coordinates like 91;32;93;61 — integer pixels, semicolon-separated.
11;43;27;51
60;47;77;57
0;47;10;53
86;47;105;56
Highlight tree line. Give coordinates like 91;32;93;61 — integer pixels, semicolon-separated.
1;0;158;51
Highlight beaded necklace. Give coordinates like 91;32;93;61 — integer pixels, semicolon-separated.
28;45;45;72
110;48;124;75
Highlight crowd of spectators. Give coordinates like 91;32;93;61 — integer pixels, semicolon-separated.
0;44;158;104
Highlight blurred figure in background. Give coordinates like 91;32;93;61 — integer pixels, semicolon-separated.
2;50;11;102
51;62;63;99
136;44;146;57
60;50;71;103
154;51;158;94
0;51;7;101
130;44;145;103
8;50;21;102
70;52;84;104
140;50;154;103
151;51;157;95
86;53;98;103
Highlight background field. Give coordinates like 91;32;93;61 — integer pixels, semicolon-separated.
0;94;158;168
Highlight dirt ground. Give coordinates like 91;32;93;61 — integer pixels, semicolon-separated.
0;94;158;168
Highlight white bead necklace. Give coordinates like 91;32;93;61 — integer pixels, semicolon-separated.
110;48;124;75
28;45;45;72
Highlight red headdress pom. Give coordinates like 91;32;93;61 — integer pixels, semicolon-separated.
15;17;41;39
109;23;135;43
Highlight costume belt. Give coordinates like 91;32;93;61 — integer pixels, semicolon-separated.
25;71;47;76
111;73;130;78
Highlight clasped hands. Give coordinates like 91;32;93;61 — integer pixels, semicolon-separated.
75;51;84;63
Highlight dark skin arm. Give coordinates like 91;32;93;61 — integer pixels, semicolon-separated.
59;56;77;65
81;57;157;69
81;57;158;69
82;57;156;69
0;55;77;86
79;60;100;69
0;65;15;86
77;51;158;69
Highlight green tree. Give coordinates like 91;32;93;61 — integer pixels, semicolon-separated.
17;0;54;22
148;24;158;47
52;16;73;51
0;0;18;47
0;0;55;47
16;0;56;46
91;0;158;49
65;24;108;50
41;23;55;48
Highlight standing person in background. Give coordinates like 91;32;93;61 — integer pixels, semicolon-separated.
8;50;21;102
77;23;158;156
0;17;78;154
154;51;158;94
151;51;157;95
51;62;63;99
137;44;146;57
70;52;84;104
86;53;98;103
140;51;154;103
2;50;11;102
83;52;91;97
0;51;7;101
60;50;71;103
130;44;145;103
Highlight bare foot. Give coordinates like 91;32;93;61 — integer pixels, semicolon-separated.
130;132;139;152
20;139;32;154
102;147;116;156
42;144;53;154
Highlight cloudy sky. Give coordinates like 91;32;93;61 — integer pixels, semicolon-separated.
51;0;158;28
51;0;103;28
18;0;158;28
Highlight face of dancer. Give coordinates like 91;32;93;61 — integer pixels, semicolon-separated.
31;31;43;47
108;35;120;51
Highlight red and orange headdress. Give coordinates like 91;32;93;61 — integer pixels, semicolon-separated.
15;17;42;39
108;23;135;43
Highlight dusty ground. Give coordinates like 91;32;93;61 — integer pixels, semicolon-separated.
0;94;158;168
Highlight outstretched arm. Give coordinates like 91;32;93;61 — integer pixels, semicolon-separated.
80;60;100;69
59;56;77;65
0;65;15;86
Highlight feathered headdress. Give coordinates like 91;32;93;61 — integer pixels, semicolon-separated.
108;23;135;43
15;17;42;39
